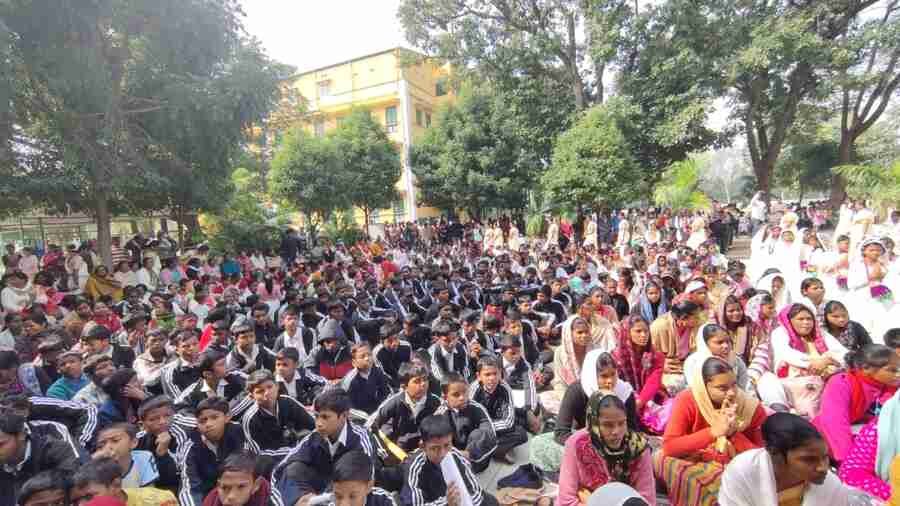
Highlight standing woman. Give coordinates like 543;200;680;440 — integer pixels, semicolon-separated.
613;315;668;434
650;300;703;396
557;393;656;506
811;344;900;464
656;357;767;506
719;413;850;506
848;238;895;343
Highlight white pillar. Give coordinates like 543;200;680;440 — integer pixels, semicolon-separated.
398;79;417;222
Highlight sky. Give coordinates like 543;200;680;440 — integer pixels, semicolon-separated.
240;0;410;74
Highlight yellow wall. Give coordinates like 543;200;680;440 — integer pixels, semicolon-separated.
277;48;452;225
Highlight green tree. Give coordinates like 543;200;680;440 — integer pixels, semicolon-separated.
412;85;546;217
653;157;710;211
203;166;284;253
0;0;290;265
269;128;349;235
330;110;400;235
541;101;642;211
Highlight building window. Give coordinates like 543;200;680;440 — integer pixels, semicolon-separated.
435;77;448;96
317;81;330;98
385;106;398;133
314;119;325;138
425;112;432;127
415;109;423;127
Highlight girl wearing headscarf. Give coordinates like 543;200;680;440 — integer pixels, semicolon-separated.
720;413;853;506
635;279;668;323
613;315;667;433
650;300;703;396
765;304;842;417
848;237;895;342
839;389;900;501
530;350;638;473
655;357;767;506
557;393;655;506
684;323;750;392
544;316;601;414
811;344;900;464
715;295;767;366
84;265;124;302
744;293;777;338
756;270;791;312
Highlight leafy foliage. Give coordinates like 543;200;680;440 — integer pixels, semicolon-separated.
653;158;710;210
834;161;900;209
541;101;643;211
202;167;285;253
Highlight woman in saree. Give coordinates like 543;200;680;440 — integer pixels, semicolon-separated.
84;265;124;302
655;356;767;506
650;299;703;396
576;297;618;353
720;413;853;506
613;314;668;434
716;295;767;366
557;393;656;506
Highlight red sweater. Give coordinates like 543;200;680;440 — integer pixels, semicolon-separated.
662;390;766;464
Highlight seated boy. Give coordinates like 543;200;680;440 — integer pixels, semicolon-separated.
400;415;496;506
174;350;247;412
70;456;177;506
428;321;473;383
341;343;394;415
470;357;527;463
135;396;180;491
373;323;412;385
241;369;315;457
202;451;271;506
160;329;201;398
435;373;497;473
46;350;89;401
82;324;136;369
178;397;248;506
366;362;442;455
92;423;160;488
272;390;379;506
496;334;539;413
226;321;277;374
17;470;69;506
332;450;397;506
275;347;326;405
305;320;353;381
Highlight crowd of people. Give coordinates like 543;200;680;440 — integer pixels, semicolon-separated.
2;197;900;506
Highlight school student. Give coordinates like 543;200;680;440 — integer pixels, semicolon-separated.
174;350;248;413
226;321;277;374
373;323;412;384
274;347;326;405
333;450;398;506
177;397;248;506
45;350;89;401
160;330;201;399
429;321;473;382
469;356;528;462
435;373;498;473
241;369;315;457
92;423;161;488
400;414;496;506
306;319;354;381
272;390;379;506
367;362;442;453
341;343;394;415
135;396;180;491
70;457;178;506
202;451;272;506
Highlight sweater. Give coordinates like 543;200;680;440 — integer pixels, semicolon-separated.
557;430;656;506
838;420;891;500
661;390;766;464
45;375;90;401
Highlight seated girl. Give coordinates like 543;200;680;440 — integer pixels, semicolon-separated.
546;316;600;413
684;323;750;392
613;315;667;433
744;293;777;339
650;300;703;396
820;300;872;364
838;389;900;501
715;295;767;366
812;344;899;464
557;393;656;506
655;357;767;506
760;304;843;417
531;349;638;473
720;412;852;506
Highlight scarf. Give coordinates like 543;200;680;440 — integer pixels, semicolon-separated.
715;297;763;364
612;317;660;393
745;293;774;335
581;348;635;401
689;356;759;457
637;284;668;323
684;323;740;384
847;370;897;424
558;316;600;386
876;390;900;481
777;305;827;356
583;392;648;484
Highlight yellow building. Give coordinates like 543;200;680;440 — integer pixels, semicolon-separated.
279;47;452;223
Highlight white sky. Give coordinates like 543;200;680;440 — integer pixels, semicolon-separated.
240;0;410;74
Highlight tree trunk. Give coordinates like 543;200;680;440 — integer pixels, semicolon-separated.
565;12;586;110
830;137;853;208
184;214;200;245
95;191;113;269
753;160;773;209
176;206;185;251
363;208;371;238
160;219;168;233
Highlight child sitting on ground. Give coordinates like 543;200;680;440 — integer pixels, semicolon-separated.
70;457;178;506
367;362;442;455
470;356;528;463
92;422;160;488
341;343;394;415
203;451;271;506
274;347;326;405
436;372;498;473
46;350;89;401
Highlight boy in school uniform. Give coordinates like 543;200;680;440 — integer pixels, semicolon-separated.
176;397;248;506
226;321;277;374
341;342;394;415
400;415;497;506
135;396;180;492
435;373;497;473
366;362;442;454
333;450;397;506
241;369;315;458
201;451;272;506
372;323;412;385
174;350;247;412
160;330;201;399
469;357;527;463
428;321;472;383
274;347;326;405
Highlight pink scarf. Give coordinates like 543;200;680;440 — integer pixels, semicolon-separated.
777;304;827;355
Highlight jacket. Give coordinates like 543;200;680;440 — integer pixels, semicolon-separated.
0;429;86;505
241;395;315;457
373;340;412;385
175;422;248;506
28;396;98;449
435;400;498;467
428;342;472;382
340;366;394;415
366;392;442;452
399;447;486;506
305;343;353;381
469;381;517;433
